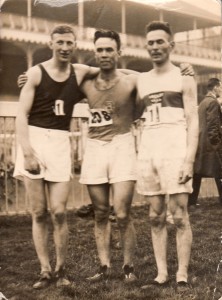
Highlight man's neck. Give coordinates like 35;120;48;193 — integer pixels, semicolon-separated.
95;69;120;90
98;69;118;81
49;58;70;72
207;91;217;99
152;60;174;74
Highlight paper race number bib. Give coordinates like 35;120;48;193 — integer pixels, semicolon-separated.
89;108;113;127
145;103;162;124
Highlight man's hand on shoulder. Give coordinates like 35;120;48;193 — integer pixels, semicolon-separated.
17;66;41;89
180;63;195;76
17;72;28;89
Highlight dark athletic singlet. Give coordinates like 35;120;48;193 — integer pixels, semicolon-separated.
28;64;83;131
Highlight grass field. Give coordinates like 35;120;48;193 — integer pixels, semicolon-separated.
1;198;222;300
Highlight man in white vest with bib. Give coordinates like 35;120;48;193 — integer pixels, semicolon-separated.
137;21;198;288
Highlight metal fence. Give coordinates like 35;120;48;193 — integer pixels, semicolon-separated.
0;102;219;215
0;102;92;215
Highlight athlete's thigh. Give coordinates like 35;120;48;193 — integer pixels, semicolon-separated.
109;135;137;183
87;184;110;210
45;134;71;182
24;177;47;212
148;195;166;217
47;181;71;212
80;140;108;184
112;181;135;214
168;193;188;217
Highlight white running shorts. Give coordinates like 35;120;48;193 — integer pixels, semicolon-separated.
137;126;193;195
14;126;72;182
80;132;137;184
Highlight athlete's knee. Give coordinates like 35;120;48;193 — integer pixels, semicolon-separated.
94;206;109;223
115;210;130;227
150;215;165;228
52;211;67;225
32;209;48;223
173;216;190;230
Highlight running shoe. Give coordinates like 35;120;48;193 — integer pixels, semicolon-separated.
33;271;52;289
123;265;138;283
54;268;71;287
86;265;110;282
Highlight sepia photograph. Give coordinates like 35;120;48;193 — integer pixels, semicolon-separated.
0;0;221;299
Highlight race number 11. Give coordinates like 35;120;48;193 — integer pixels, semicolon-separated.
147;103;161;123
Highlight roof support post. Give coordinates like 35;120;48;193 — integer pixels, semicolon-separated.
78;0;84;40
121;0;126;34
27;0;32;31
27;43;33;69
159;9;164;21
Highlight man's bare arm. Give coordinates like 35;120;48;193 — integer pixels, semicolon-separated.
16;67;41;174
179;76;199;183
74;63;139;83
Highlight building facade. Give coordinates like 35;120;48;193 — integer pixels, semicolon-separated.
0;0;221;102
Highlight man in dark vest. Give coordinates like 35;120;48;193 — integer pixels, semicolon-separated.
188;78;222;208
13;24;106;289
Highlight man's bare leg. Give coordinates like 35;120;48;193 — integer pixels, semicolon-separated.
24;177;51;274
112;181;136;267
48;181;70;275
148;195;168;283
87;184;111;267
112;181;137;282
168;193;192;283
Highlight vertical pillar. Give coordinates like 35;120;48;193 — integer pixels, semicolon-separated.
193;18;197;30
159;10;164;21
121;0;127;46
77;52;85;64
27;0;32;31
120;58;127;69
78;0;84;40
27;44;33;69
121;0;126;34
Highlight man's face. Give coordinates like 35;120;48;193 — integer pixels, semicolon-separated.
215;82;222;98
94;37;120;70
49;33;76;62
146;29;174;65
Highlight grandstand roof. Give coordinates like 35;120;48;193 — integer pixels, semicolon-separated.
128;0;221;23
1;0;221;35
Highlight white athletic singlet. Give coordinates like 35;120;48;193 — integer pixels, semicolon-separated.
138;66;186;129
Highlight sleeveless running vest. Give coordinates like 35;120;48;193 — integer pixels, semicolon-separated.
87;78;134;141
138;66;186;128
28;64;83;131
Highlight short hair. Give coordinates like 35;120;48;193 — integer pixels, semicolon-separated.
50;24;76;39
94;29;121;50
146;21;173;37
207;78;221;91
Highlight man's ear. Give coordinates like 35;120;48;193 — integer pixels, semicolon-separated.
48;40;53;50
118;50;122;57
169;41;175;50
